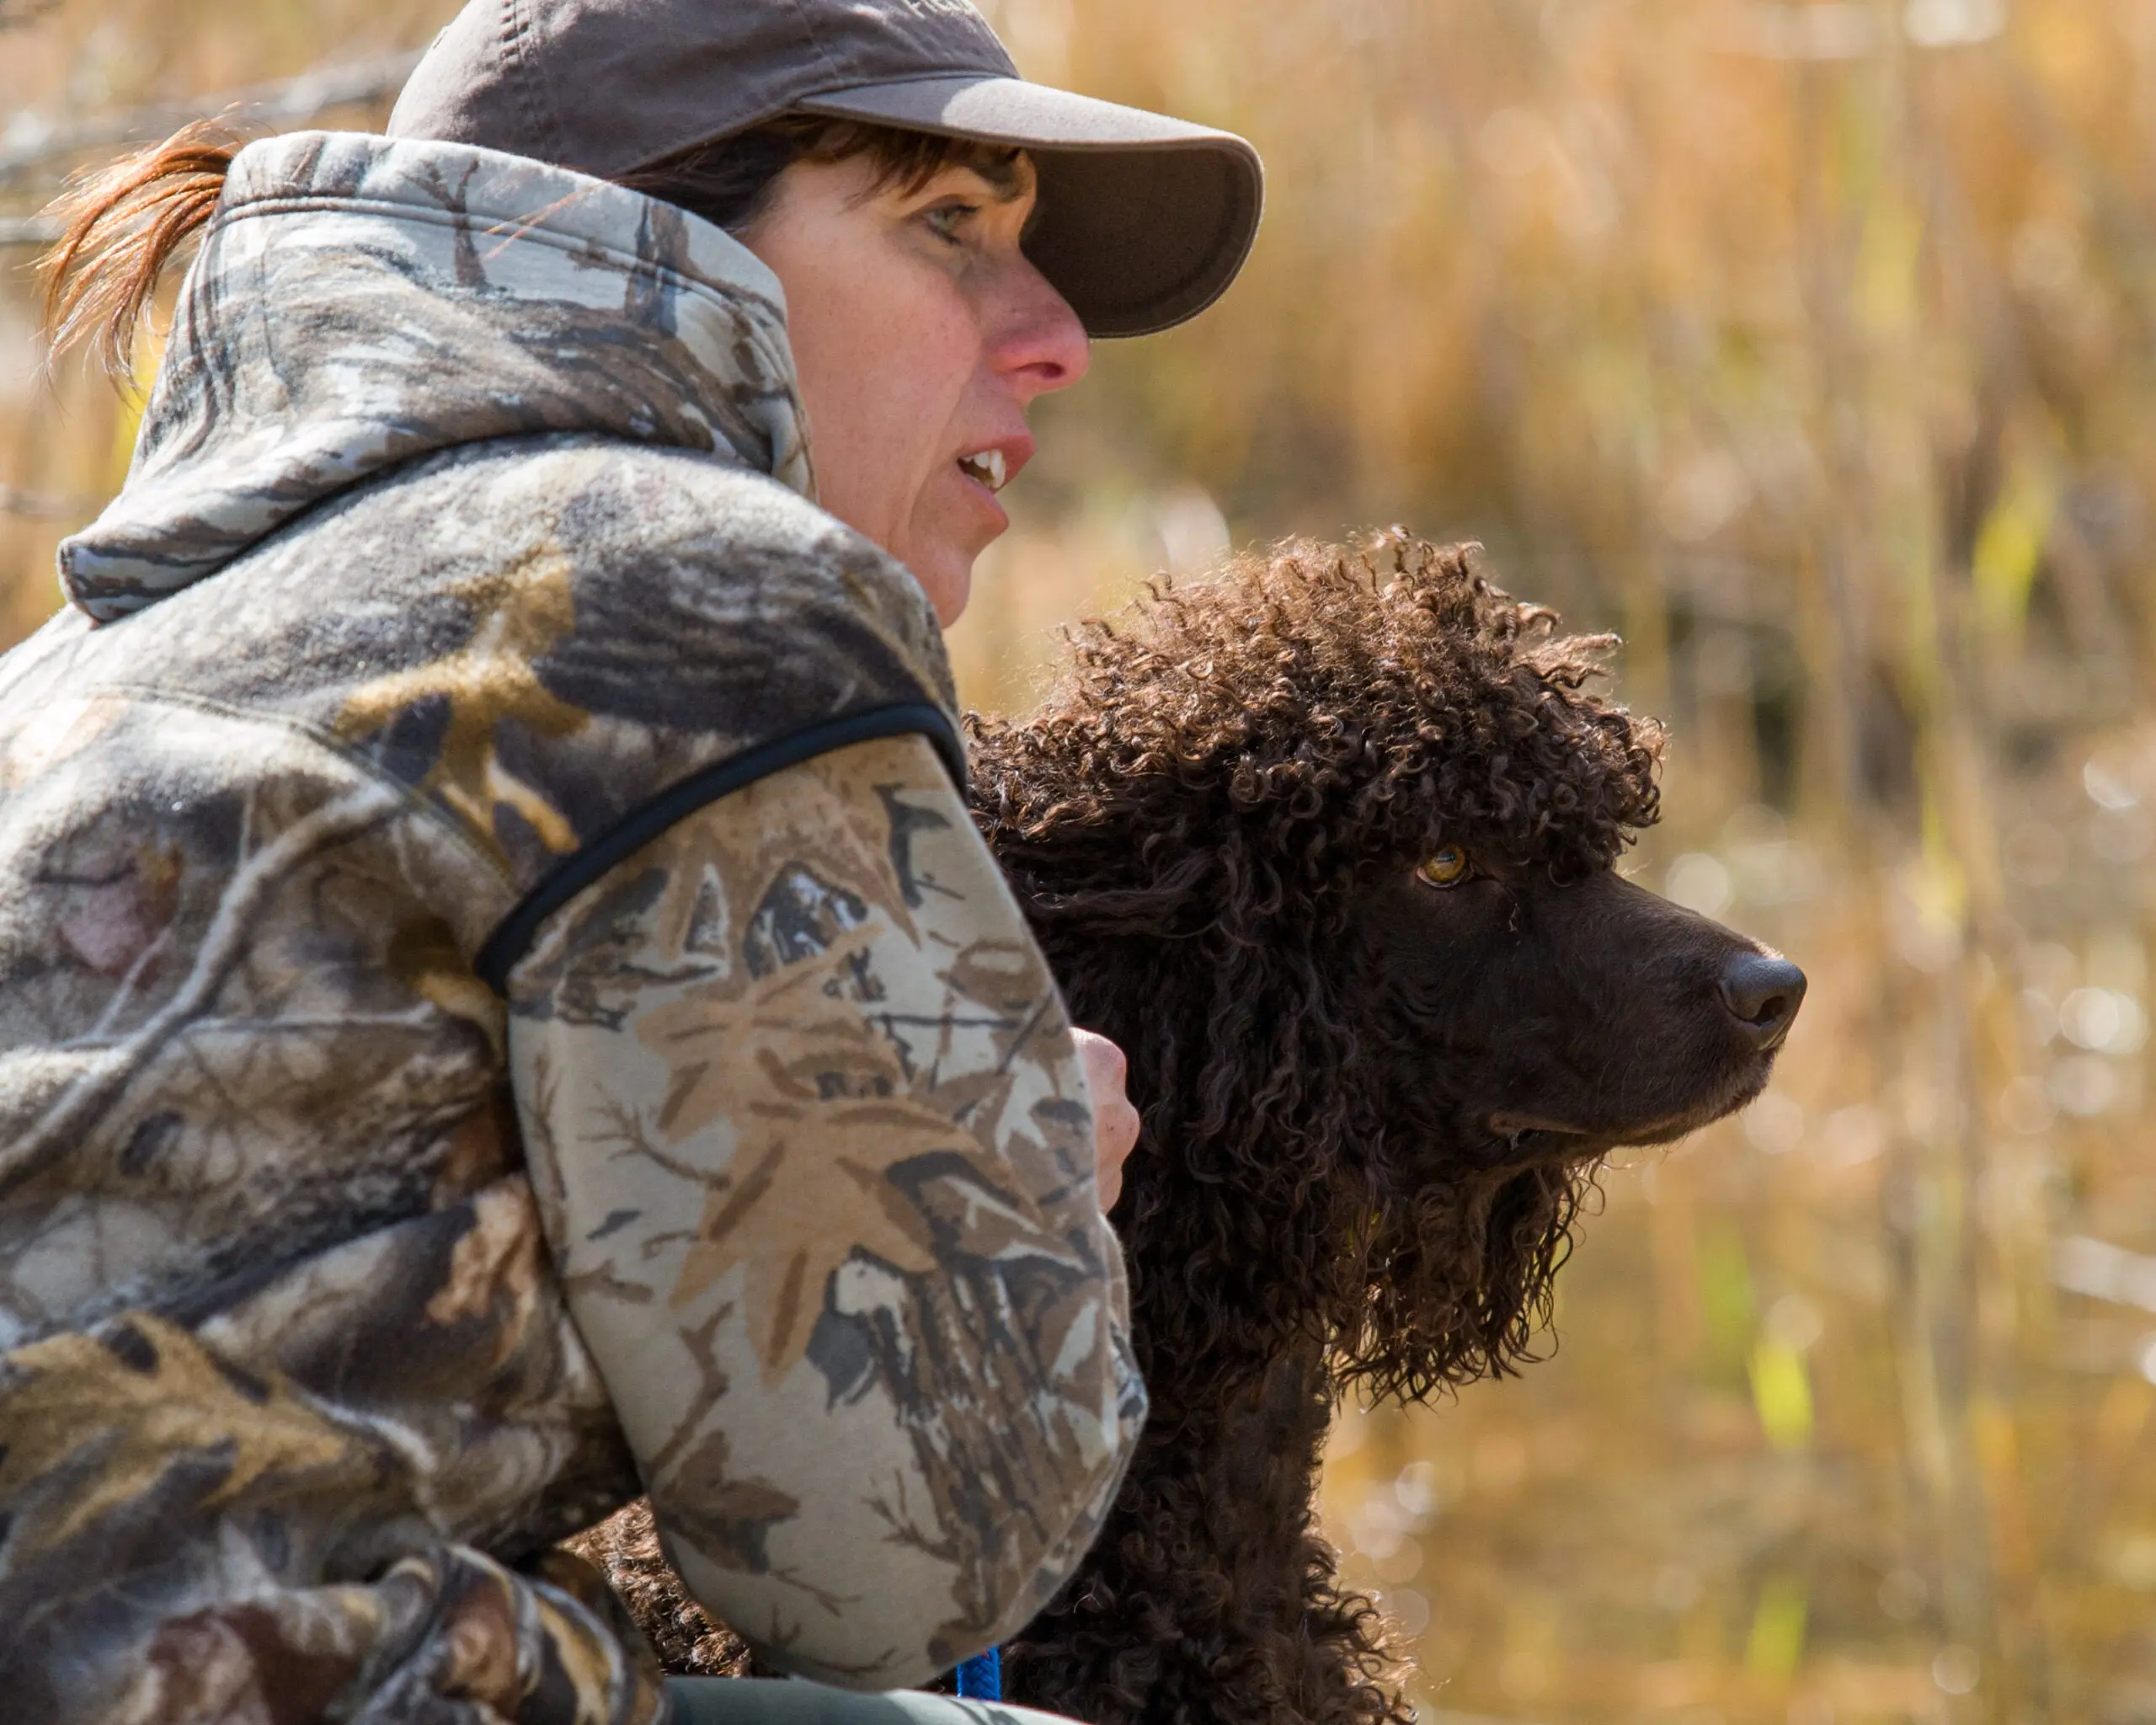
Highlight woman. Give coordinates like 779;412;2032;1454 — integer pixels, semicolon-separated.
0;0;1261;1718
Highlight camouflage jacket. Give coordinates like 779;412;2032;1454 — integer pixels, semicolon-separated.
0;131;1143;1723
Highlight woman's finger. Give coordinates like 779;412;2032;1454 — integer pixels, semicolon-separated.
1070;1027;1140;1212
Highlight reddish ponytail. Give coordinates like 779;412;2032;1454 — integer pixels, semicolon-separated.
40;120;243;381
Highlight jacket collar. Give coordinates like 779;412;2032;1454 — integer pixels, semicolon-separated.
61;131;812;623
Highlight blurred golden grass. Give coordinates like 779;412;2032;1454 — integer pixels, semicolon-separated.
11;1;2156;1720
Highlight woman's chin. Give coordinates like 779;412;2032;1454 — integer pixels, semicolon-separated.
892;488;1008;623
908;547;976;627
905;478;1006;622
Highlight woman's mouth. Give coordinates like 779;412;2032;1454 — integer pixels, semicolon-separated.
957;449;1009;493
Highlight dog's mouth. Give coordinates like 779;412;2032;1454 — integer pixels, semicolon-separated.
1484;1056;1780;1158
1485;1110;1592;1154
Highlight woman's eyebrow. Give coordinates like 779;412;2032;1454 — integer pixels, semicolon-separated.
944;153;1030;203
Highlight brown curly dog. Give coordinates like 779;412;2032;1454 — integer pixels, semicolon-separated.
572;536;1806;1725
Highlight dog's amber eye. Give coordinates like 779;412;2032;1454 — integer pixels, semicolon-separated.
1417;846;1470;888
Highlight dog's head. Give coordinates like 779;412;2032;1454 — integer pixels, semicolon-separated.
968;535;1801;1401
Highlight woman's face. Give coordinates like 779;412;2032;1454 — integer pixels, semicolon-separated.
742;149;1089;624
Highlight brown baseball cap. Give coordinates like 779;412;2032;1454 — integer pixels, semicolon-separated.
387;0;1263;337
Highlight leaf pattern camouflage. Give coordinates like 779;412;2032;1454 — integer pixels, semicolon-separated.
61;131;810;621
511;734;1143;1687
0;131;1140;1722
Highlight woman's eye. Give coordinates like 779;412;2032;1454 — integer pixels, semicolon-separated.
922;201;978;244
1417;846;1470;888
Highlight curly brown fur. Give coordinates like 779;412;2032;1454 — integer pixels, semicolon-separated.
577;536;1800;1725
972;536;1664;1725
970;536;1659;1408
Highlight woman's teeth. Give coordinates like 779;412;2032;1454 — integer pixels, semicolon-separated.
958;450;1008;492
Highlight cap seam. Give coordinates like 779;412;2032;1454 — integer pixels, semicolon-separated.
799;70;1078;91
501;0;564;167
605;0;841;178
784;0;851;90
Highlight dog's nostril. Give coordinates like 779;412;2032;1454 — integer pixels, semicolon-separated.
1718;953;1808;1045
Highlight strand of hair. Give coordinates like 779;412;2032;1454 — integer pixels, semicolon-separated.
39;119;243;382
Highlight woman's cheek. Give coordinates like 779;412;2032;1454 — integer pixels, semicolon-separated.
897;338;983;521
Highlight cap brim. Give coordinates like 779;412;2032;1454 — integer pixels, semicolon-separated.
794;75;1262;338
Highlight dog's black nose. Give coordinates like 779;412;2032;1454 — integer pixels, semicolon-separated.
1719;953;1806;1049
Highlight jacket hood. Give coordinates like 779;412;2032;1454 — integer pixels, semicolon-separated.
60;131;812;623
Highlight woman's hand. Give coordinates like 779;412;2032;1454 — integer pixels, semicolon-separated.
1070;1028;1140;1213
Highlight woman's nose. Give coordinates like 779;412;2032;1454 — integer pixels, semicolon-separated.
990;259;1092;401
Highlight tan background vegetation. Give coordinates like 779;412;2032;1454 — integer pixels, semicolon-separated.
7;2;2156;1722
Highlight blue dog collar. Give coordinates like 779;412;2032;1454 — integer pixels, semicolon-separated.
953;1648;1002;1701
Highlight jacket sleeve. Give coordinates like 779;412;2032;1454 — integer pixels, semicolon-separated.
503;731;1145;1690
